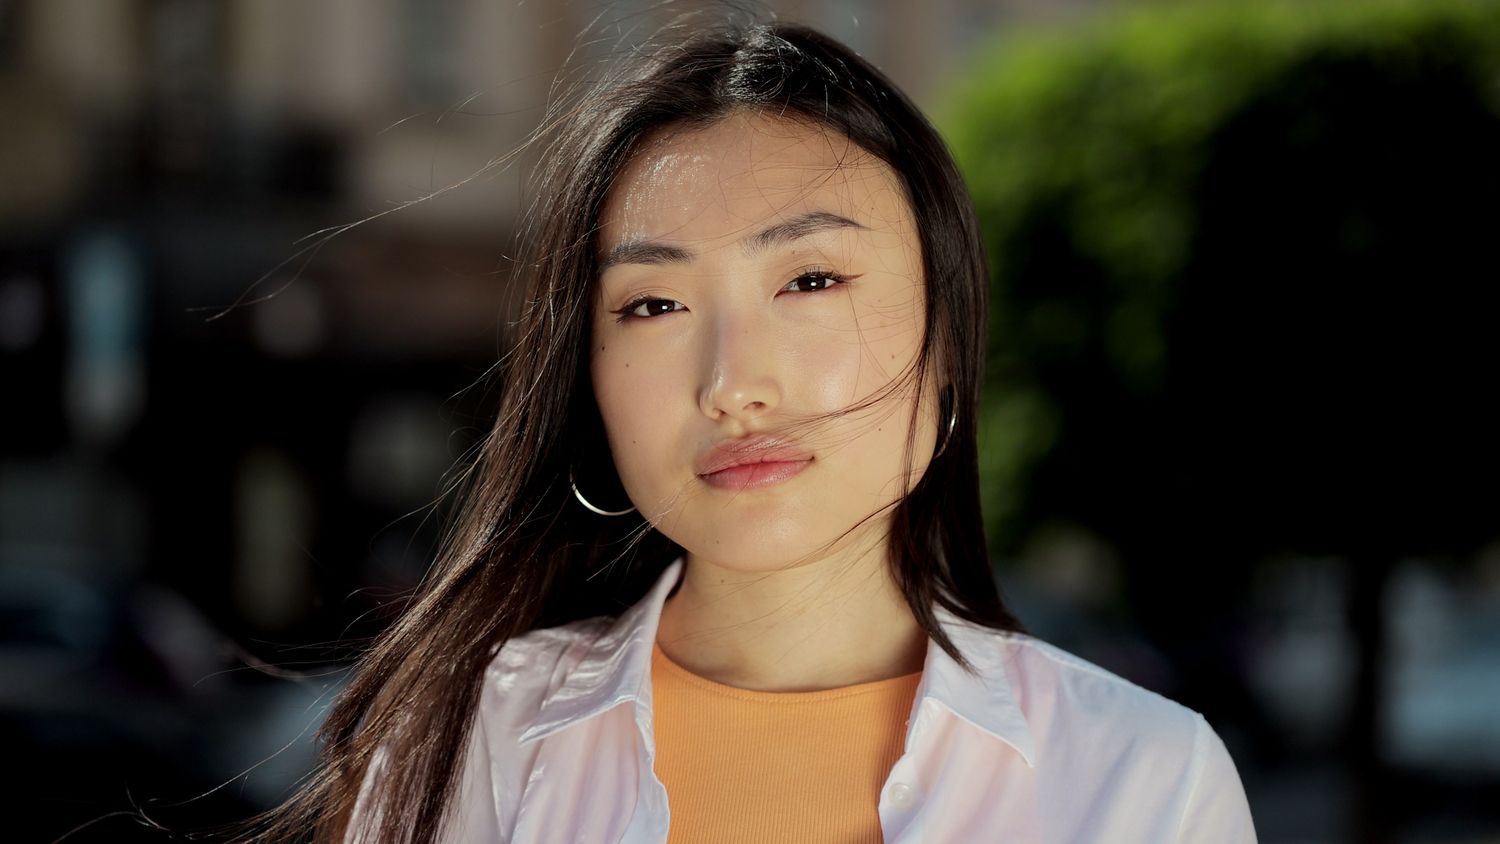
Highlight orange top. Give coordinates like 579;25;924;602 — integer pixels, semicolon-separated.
649;640;923;844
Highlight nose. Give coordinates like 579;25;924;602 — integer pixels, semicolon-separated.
698;310;782;425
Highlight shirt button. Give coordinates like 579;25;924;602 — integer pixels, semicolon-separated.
886;782;914;808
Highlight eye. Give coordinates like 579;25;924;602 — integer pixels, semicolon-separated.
781;268;852;295
613;297;684;322
610;267;854;323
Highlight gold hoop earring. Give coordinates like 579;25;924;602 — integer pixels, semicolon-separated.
932;406;958;459
569;465;637;517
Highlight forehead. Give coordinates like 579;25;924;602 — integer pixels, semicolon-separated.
598;110;911;256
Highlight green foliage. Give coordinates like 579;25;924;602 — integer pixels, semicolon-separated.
933;0;1500;553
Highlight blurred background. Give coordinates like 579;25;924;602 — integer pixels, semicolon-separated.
2;0;1497;841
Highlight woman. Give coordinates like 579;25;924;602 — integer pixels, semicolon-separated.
239;17;1257;844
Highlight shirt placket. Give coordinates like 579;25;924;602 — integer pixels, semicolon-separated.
618;693;671;843
878;697;938;843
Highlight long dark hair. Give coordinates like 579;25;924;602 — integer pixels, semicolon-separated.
232;14;1026;844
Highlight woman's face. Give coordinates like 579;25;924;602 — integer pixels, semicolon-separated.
590;109;942;572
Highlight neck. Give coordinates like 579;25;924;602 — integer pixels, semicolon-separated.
655;539;928;692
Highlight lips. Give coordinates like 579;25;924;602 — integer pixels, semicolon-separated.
695;434;814;476
699;458;811;491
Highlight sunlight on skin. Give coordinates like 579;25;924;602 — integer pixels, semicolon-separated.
589;109;943;691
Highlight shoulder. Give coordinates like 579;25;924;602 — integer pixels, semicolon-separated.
488;615;611;675
346;617;620;843
997;630;1205;760
475;615;613;730
993;633;1257;840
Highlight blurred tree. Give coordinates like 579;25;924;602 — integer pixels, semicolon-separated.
937;1;1500;840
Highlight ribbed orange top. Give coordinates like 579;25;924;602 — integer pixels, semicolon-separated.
650;640;923;844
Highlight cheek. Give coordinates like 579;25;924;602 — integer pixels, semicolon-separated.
591;341;681;478
845;283;927;394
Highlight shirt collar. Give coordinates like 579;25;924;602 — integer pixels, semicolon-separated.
517;555;1037;769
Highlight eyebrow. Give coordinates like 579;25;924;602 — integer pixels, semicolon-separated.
599;210;868;270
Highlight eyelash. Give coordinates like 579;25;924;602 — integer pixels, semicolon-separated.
610;267;854;323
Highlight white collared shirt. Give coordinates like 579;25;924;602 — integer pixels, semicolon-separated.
350;555;1257;842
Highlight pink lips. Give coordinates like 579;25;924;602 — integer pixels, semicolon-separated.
699;458;812;490
695;434;814;491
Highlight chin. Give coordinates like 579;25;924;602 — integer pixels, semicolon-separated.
682;534;845;572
